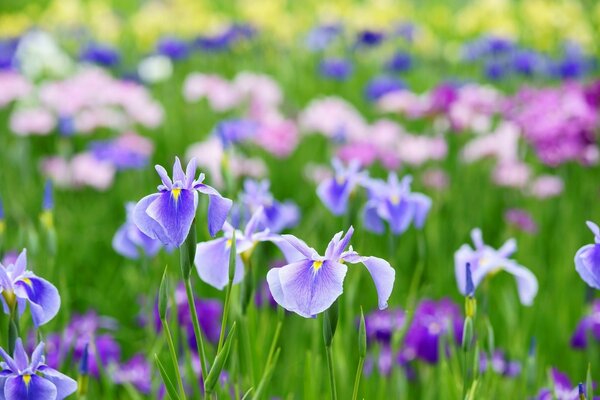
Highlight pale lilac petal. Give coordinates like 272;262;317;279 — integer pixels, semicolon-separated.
194;238;244;290
498;238;517;258
196;184;232;237
268;236;307;263
575;244;600;289
363;201;385;234
184;158;197;188
266;268;286;308
133;193;169;243
587;221;600;243
146;190;197;247
343;255;395;309
30;342;45;370
12;250;27;278
499;261;538;306
317;178;350;216
38;365;78;400
172;157;186;184
281;234;318;259
12;339;28;371
112;225;139;259
244;207;265;237
14;277;60;326
154;165;172;189
410;193;431;229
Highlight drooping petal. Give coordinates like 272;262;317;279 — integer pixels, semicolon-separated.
575;244;600;289
383;197;414;234
194;238;244;290
362;201;385;234
132;193;169;243
317;178;350;216
196;184;232;237
278;260;347;318
37;365;78;400
499;261;539;306
4;374;57;400
14;276;60;326
146;190;197;247
112;225;139;259
342;254;395;309
410;193;432;229
268;236;308;263
266;268;287;309
587;221;600;242
244;207;265;238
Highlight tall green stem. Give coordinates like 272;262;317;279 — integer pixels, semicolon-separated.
184;278;208;384
162;319;187;399
351;357;365;400
325;345;337;400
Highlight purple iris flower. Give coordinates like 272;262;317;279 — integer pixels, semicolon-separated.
0;339;77;400
504;208;538;234
484;60;509;80
364;76;405;101
356;30;385;47
454;228;538;306
317;159;367;216
385;51;412;73
575;221;600;289
239;179;299;233
362;173;432;235
536;368;587;400
113;202;163;259
89;139;150;170
305;24;342;51
112;354;151;394
156;37;190;60
214;119;257;148
570;299;600;349
255;279;278;309
0;249;60;327
479;350;521;377
364;308;405;344
195;207;273;290
267;226;395;318
79;43;121;67
399;298;463;364
0;38;18;70
319;58;353;81
133;157;232;246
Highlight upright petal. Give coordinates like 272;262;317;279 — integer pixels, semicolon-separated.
12;250;27;278
37;365;78;400
4;374;57;400
343;254;395;309
281;235;318;259
244;207;265;238
587;221;600;243
184;158;197;188
133;193;169;243
268;236;308;263
172;157;186;184
12;340;28;372
500;262;539;306
194;239;244;290
146;190;197;247
278;260;347;317
14;276;60;326
154;165;172;189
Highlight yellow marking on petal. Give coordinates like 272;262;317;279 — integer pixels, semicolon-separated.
172;188;182;201
335;176;346;185
226;239;232;249
312;260;323;272
1;291;16;312
22;278;32;286
390;194;400;205
23;374;31;386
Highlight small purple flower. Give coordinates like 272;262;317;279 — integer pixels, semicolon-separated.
267;226;395;318
239;179;299;233
454;228;538;306
399;298;463;364
89;135;152;170
317;159;366;216
133;157;232;246
80;43;121;67
305;24;342;51
255;279;278;309
215;119;257;148
0;249;60;327
156;37;190;60
195;207;273;290
0;339;77;400
385;51;412;73
571;299;600;349
575;221;600;289
356;30;385;47
364;76;405;102
504;208;538;234
364;308;405;344
536;368;582;400
319;58;353;81
42;180;53;211
113;354;151;394
113;202;163;259
362;173;432;235
479;350;522;377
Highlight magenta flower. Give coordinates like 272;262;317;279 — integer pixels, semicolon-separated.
134;157;232;247
267;226;395;318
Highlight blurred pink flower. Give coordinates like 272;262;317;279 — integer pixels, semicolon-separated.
182;73;241;111
462;122;521;163
0;71;32;107
299;96;368;140
10;107;55;136
492;161;531;188
528;175;564;199
448;84;503;133
397;134;447;166
422;169;449;190
186;137;224;186
337;142;379;167
233;72;282;109
41;153;116;190
254;118;299;158
505;208;538;234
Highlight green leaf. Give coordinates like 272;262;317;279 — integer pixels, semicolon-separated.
154;354;181;400
358;306;367;358
158;266;169;320
206;322;238;393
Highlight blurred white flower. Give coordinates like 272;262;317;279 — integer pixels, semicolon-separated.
16;30;74;80
138;55;173;84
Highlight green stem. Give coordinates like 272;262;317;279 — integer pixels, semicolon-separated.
265;318;283;368
217;274;234;353
184;277;208;385
351;357;365;400
162;319;187;400
241;314;256;385
325;345;337;400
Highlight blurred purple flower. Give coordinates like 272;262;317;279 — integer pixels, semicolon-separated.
317;159;366;216
536;368;587;400
365;76;405;101
214;119;257;148
80;43;121;67
504;208;538;234
356;30;385;47
575;221;600;290
305;24;342;51
156;37;190;60
570;299;600;349
113;354;151;394
239;179;299;233
319;58;353;81
479;350;522;377
113;202;163;259
89;132;154;170
386;51;412;73
364;308;405;344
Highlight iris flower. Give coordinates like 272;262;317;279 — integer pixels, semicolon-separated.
574;221;600;289
362;173;431;235
0;339;77;400
0;249;60;327
238;179;299;233
267;226;395;318
195;207;273;290
113;203;163;260
134;157;232;247
317;159;366;216
454;228;538;306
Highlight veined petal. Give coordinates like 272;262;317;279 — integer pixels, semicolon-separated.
12;250;27;278
266;268;287;309
343;254;395;309
278;260;347;318
383;197;414;234
281;234;318;260
317;178;350;216
155;165;172;189
194;238;244;290
0;348;17;374
132;193;169;244
14;277;60;327
146;190;197;247
184;157;197;188
172;157;186;184
244;207;265;238
268;236;308;263
575;244;600;289
37;365;78;400
12;339;28;372
498;261;539;306
5;374;57;400
30;343;45;370
410;193;432;229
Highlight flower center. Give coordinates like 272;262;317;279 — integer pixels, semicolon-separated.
172;188;182;201
312;260;323;272
390;194;400;205
23;374;31;386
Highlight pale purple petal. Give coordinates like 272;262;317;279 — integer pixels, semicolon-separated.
5;374;57;400
343;255;395;309
184;158;197;188
498;261;538;306
38;365;78;400
411;193;432;229
112;225;139;259
317;178;350;216
155;165;172;189
268;236;308;263
133;193;169;243
172;157;186;184
498;238;517;258
587;221;600;242
281;234;318;259
244;207;265;237
12;339;28;372
194;238;244;290
575;244;600;289
266;268;286;309
146;190;197;247
14;277;60;327
12;250;27;278
362;201;385;234
196;184;232;237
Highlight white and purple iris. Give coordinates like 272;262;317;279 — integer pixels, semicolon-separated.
317;158;367;216
362;173;432;235
195;207;273;290
574;221;600;289
454;228;538;306
266;226;395;318
113;202;163;260
133;157;232;247
0;339;77;400
0;249;60;327
238;179;299;233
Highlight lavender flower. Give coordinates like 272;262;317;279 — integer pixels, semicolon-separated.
317;159;366;216
79;43;121;67
156;37;190;60
112;354;151;394
479;350;522;377
0;249;60;326
365;76;405;101
364;308;405;344
239;179;299;233
319;58;353;81
571;299;600;349
575;221;600;289
133;157;232;247
536;368;586;400
113;203;163;259
267;226;395;317
0;339;77;400
362;173;432;235
385;51;412;73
